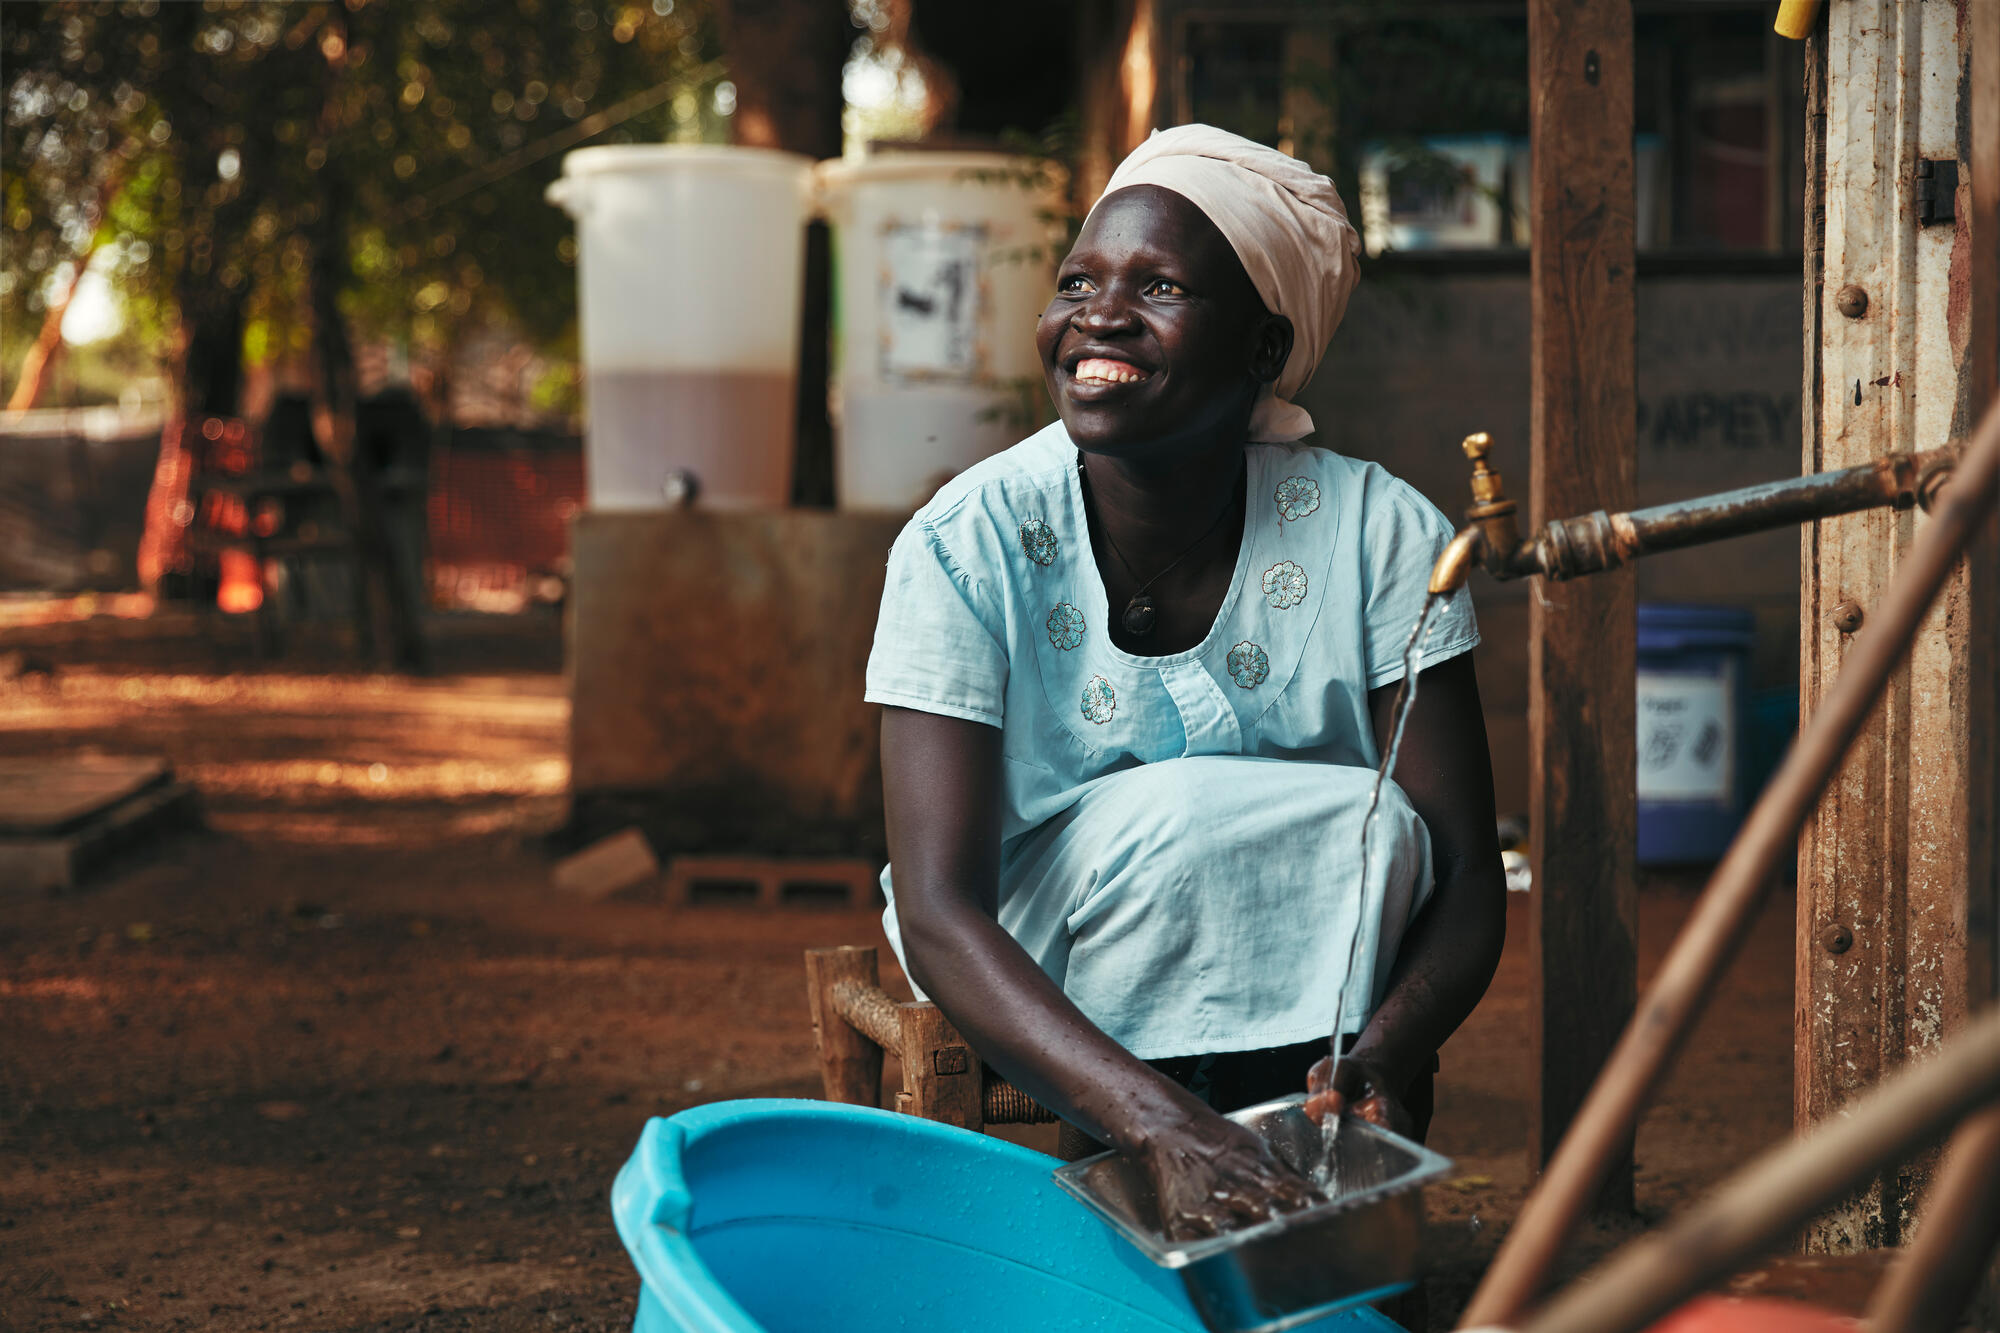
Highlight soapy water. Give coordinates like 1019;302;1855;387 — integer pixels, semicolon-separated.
1314;592;1443;1191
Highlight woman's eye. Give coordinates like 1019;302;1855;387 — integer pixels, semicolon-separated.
1057;274;1094;295
1148;279;1187;296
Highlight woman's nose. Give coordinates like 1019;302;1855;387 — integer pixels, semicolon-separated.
1073;294;1137;335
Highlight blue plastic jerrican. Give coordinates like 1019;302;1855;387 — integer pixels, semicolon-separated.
1636;603;1758;866
611;1099;1404;1333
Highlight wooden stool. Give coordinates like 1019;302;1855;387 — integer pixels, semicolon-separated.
804;945;1055;1133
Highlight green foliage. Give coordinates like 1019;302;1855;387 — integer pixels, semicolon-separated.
3;0;731;402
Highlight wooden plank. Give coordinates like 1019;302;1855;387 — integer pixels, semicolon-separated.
1797;0;1981;1252
0;780;198;894
0;756;170;836
1526;0;1638;1210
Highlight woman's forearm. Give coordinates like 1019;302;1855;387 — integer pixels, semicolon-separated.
1355;655;1508;1097
1348;854;1507;1094
897;892;1209;1153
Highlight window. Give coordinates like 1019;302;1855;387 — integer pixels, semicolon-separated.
1169;4;1803;257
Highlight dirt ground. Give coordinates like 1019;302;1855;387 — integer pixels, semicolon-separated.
0;625;1900;1332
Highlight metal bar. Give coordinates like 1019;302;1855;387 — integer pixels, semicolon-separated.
1514;1007;2000;1333
1457;393;2000;1328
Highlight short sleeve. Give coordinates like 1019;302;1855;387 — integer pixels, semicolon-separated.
1361;475;1480;689
865;519;1009;728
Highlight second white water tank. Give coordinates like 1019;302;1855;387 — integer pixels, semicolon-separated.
817;153;1062;512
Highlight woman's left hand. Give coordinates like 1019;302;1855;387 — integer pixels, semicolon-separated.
1303;1054;1415;1139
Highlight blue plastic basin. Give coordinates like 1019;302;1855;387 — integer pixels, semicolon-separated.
611;1099;1403;1333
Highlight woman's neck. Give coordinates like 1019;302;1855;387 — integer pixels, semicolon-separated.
1080;443;1248;574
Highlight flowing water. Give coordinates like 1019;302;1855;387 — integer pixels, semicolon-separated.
1315;590;1445;1191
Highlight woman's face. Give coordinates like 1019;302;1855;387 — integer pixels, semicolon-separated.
1036;185;1291;458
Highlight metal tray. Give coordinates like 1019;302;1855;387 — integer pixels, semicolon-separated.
1052;1095;1452;1333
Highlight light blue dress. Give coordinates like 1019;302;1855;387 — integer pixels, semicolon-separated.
865;423;1478;1060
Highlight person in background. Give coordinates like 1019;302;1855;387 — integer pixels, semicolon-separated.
867;125;1506;1239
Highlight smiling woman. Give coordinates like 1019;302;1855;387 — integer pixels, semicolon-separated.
866;125;1508;1243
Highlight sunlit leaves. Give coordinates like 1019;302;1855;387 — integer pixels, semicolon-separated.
4;0;729;399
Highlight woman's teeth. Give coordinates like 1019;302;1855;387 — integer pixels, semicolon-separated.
1074;358;1150;384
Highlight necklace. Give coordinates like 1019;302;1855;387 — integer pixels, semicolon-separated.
1079;458;1243;639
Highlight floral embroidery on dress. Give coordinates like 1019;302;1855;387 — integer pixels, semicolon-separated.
1261;560;1308;610
1019;518;1059;566
1226;641;1270;689
1274;476;1321;524
1080;674;1116;724
1046;602;1086;651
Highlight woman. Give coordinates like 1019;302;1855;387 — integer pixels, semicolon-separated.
866;125;1506;1238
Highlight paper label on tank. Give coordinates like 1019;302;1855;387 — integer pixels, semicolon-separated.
880;223;985;381
1637;669;1734;802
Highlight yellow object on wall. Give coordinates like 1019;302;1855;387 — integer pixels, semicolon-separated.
1774;0;1823;40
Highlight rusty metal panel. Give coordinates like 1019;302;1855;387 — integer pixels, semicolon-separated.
1799;0;1980;1252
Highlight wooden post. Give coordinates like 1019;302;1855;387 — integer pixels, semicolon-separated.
1526;0;1638;1208
1965;0;2000;1043
804;946;885;1107
1796;0;1992;1251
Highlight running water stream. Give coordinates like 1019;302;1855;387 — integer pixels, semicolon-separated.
1315;590;1444;1191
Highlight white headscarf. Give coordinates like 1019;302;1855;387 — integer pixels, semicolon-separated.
1091;124;1362;443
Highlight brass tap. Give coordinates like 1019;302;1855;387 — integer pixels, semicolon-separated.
1430;432;1525;593
1429;525;1488;595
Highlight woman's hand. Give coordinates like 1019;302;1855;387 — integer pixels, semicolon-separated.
1304;1054;1415;1139
1135;1109;1323;1241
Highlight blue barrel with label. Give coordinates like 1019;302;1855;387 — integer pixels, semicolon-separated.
1637;604;1757;865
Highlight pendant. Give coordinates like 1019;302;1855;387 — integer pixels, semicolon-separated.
1122;594;1157;638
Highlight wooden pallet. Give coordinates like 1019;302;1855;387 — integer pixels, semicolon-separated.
663;855;881;909
0;755;199;893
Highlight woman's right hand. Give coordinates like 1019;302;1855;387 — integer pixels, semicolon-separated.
1134;1108;1323;1241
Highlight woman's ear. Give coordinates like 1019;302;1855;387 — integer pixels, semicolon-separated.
1249;313;1294;384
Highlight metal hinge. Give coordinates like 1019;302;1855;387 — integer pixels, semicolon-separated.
1916;159;1958;226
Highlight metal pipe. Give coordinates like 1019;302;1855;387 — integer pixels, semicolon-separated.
1865;1103;2000;1333
1511;1009;2000;1333
1456;396;2000;1328
1611;449;1939;558
1428;445;1960;593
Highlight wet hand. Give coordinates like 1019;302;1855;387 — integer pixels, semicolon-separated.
1304;1054;1415;1139
1136;1112;1323;1242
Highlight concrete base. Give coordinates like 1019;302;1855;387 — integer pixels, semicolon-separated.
566;509;905;860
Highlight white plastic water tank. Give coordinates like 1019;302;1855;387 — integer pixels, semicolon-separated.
816;153;1061;512
547;146;814;510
